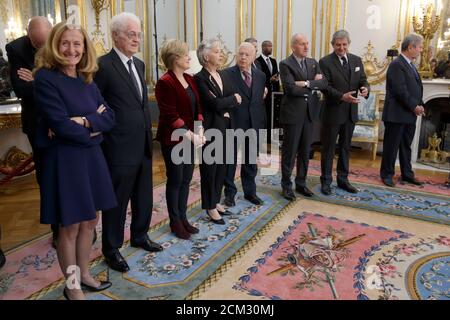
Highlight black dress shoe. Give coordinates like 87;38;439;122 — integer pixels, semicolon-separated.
206;211;225;225
217;209;232;216
321;184;332;196
281;188;296;201
224;197;236;207
296;186;314;197
104;251;130;273
0;248;5;269
131;236;163;252
244;194;264;205
81;280;112;292
337;182;358;194
382;178;396;188
402;177;423;186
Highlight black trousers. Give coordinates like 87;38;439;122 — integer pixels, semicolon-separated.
281;117;313;190
161;144;195;223
380;122;416;180
224;134;258;198
320;120;355;186
102;155;153;255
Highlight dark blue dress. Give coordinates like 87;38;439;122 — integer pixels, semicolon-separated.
34;68;117;227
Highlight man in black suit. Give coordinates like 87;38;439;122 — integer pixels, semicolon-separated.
223;42;267;207
6;17;55;243
279;34;328;201
380;34;425;187
95;12;162;273
319;30;370;195
6;17;52;163
257;41;280;143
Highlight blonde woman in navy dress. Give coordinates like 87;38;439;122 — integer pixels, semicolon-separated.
34;22;116;300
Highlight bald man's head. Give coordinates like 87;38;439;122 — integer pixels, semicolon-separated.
291;33;309;58
27;16;52;49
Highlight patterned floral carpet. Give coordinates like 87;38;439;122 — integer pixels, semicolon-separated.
194;200;450;300
0;161;448;300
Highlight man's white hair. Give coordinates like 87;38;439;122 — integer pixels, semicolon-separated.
291;33;307;46
110;12;141;34
238;42;256;54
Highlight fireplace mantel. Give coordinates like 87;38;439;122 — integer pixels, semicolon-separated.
412;79;450;164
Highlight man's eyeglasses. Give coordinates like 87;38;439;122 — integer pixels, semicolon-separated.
123;31;144;41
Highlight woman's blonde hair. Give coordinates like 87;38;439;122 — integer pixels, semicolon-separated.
160;39;189;70
34;22;98;83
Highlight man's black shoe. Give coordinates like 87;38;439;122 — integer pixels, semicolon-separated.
382;178;396;188
224;196;236;207
296;186;314;197
282;188;296;201
0;248;5;269
321;184;332;196
402;177;423;186
104;250;130;273
244;194;264;205
131;235;163;252
337;182;358;194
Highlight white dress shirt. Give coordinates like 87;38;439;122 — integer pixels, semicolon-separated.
113;47;143;97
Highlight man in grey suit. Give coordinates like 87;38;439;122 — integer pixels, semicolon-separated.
319;30;370;196
380;33;425;187
279;34;327;201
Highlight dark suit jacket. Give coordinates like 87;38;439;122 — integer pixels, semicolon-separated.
256;55;280;92
279;55;328;124
223;65;267;130
194;68;239;132
382;55;424;124
94;49;152;166
5;36;38;135
155;70;204;146
319;52;370;125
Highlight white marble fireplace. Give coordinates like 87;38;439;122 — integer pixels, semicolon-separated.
411;79;450;164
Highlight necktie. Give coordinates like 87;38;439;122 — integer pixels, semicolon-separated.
301;59;308;77
410;62;420;81
341;56;351;78
127;59;142;100
266;57;273;74
243;71;252;88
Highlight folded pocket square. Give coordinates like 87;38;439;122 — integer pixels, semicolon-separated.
355;67;360;72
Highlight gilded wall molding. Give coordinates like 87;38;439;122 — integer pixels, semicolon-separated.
335;0;341;32
325;0;332;54
404;0;411;37
286;0;292;58
0;0;8;25
144;0;151;84
251;0;255;36
343;0;348;29
320;0;325;57
237;0;244;48
311;0;318;58
273;0;278;59
193;0;198;48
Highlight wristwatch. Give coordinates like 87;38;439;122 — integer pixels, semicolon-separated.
305;80;311;88
82;117;87;127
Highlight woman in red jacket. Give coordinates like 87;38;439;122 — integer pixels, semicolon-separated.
155;39;205;240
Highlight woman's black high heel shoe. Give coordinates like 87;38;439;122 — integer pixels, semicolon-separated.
206;210;225;225
81;281;112;292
